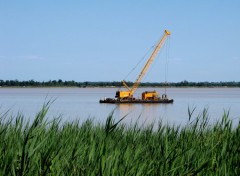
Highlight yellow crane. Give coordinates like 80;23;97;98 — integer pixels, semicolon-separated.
115;29;171;100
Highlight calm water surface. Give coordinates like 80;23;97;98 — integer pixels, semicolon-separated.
0;88;239;126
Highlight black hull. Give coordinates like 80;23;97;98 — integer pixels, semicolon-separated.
99;98;174;104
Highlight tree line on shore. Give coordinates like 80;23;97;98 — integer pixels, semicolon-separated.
0;79;240;87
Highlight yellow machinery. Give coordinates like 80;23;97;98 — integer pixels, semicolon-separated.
115;30;171;100
142;91;159;100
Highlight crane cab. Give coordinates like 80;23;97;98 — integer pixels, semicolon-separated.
142;91;159;100
115;91;132;99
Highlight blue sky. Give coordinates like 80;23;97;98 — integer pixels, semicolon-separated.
0;1;240;82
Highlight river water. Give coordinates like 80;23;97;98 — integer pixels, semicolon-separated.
0;88;239;126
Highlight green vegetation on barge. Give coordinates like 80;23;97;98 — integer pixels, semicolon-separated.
0;103;239;175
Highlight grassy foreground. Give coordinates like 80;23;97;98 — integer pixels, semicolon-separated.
0;102;239;175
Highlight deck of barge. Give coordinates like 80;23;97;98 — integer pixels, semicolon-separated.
99;98;174;104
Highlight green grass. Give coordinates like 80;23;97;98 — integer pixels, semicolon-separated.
0;102;239;175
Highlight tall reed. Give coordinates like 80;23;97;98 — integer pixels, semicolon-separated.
0;102;239;175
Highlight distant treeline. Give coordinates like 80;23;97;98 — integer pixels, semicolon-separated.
1;79;240;88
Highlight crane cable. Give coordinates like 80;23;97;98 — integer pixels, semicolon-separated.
142;34;166;83
164;36;171;95
142;36;169;85
118;45;155;90
118;34;171;92
123;45;155;80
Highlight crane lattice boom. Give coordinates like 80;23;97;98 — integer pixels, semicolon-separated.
116;29;170;100
129;30;170;96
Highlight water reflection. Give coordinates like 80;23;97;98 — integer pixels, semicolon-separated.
114;103;175;127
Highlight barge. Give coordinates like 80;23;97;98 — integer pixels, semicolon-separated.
100;92;174;104
100;98;174;104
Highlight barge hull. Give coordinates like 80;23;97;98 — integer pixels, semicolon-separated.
99;99;174;104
